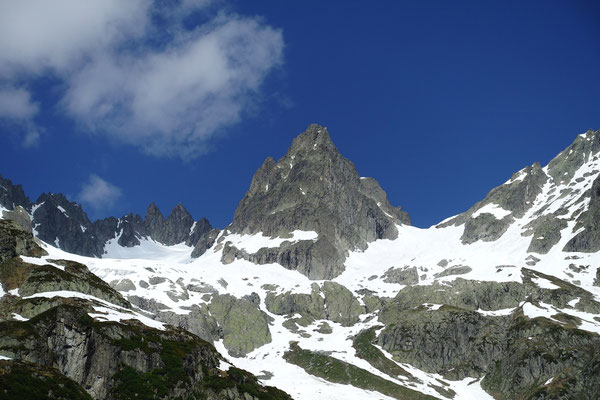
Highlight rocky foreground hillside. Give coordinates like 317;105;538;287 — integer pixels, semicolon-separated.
0;218;291;399
1;125;600;399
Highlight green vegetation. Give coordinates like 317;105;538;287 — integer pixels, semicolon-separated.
112;365;168;400
0;360;92;400
202;367;292;400
283;342;436;400
352;326;411;378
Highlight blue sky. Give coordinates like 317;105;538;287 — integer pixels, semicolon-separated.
0;0;599;228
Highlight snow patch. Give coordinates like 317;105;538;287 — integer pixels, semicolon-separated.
57;206;68;217
472;203;512;219
226;230;318;253
531;276;561;290
12;313;28;321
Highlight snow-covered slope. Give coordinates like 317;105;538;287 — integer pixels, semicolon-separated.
2;127;600;399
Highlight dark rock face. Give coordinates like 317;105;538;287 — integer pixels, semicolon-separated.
0;174;31;211
116;213;145;247
33;193;102;257
224;124;410;279
191;228;220;258
525;214;568;254
144;203;196;246
165;203;195;244
0;178;214;257
187;217;212;246
87;217;118;248
143;202;165;242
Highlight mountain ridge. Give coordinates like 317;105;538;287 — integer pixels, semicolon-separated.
1;125;600;399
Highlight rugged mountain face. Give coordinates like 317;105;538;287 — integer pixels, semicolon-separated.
438;129;600;254
145;203;197;246
33;193;103;256
221;124;410;279
0;175;30;211
0;183;213;258
2;126;600;400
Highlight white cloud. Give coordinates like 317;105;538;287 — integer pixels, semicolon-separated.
0;0;148;74
0;0;284;159
0;87;38;119
78;175;122;211
0;86;41;147
22;128;40;148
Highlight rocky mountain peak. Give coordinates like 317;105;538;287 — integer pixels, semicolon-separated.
142;202;196;246
224;124;410;279
287;123;336;154
33;192;100;256
144;201;164;222
0;174;30;211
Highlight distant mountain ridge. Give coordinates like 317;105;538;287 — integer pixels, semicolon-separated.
0;179;214;258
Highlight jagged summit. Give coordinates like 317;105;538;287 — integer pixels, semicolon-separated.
144;202;196;246
0;174;30;211
0;182;213;257
288;123;337;153
223;124;410;279
3;127;600;400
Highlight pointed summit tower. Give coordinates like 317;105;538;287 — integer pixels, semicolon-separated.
222;124;410;279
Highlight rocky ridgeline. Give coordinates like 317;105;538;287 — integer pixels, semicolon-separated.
2;126;600;399
439;129;600;254
0;212;291;399
0;177;216;258
221;124;410;279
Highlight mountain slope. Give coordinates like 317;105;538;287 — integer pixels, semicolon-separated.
1;126;600;400
0;212;292;400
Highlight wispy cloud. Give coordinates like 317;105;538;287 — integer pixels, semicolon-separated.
0;87;38;119
0;0;284;159
78;174;122;211
0;86;40;147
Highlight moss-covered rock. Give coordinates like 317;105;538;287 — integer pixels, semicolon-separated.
208;294;272;357
524;214;569;254
0;219;46;263
382;266;419;285
265;282;364;327
480;314;600;399
461;213;512;244
0;359;93;400
283;342;436;400
0;258;129;308
0;300;290;400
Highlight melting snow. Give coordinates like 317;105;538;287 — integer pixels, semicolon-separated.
57;206;68;217
472;203;512;219
530;276;561;290
225;230;318;253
